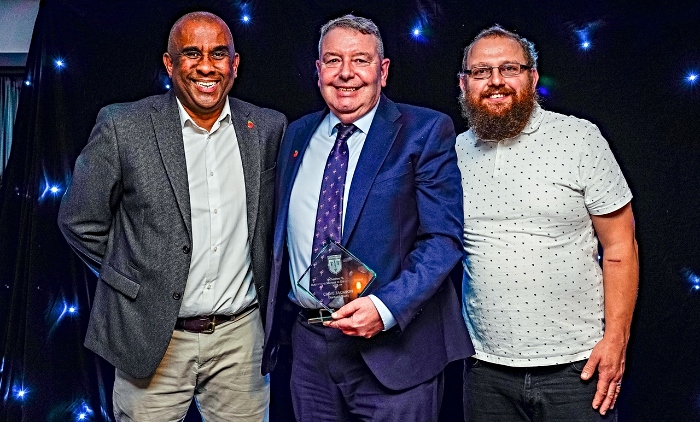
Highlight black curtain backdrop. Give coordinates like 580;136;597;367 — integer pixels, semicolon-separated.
1;0;699;420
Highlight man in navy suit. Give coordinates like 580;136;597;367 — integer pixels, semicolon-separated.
263;14;473;421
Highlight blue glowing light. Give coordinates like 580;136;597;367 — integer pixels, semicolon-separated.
14;387;27;400
39;179;62;201
687;73;698;84
70;401;94;421
55;59;65;67
24;80;31;86
165;84;171;89
581;41;591;49
242;15;250;23
412;28;421;37
682;268;700;291
538;87;549;96
69;306;77;313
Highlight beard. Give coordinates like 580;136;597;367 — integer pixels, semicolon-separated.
459;79;538;141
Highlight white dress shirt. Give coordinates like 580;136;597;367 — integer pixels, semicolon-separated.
176;97;256;318
287;102;396;329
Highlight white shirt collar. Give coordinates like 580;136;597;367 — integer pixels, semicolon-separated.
326;100;381;136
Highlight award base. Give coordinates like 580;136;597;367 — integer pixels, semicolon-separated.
307;308;335;325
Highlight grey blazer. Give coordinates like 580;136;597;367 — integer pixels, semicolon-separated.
58;91;286;378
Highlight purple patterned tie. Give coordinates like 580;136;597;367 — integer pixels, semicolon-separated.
309;123;357;302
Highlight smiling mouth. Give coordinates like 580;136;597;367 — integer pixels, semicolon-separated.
195;81;218;88
336;87;359;92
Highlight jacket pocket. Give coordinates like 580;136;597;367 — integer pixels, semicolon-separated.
374;162;412;184
261;164;277;182
100;263;141;299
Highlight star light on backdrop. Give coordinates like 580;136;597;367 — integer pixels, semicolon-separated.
54;59;65;69
572;21;602;52
686;73;698;85
240;2;251;25
13;385;28;401
71;400;94;421
682;268;700;291
39;179;61;201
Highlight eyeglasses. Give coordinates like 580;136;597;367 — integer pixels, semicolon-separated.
460;63;532;80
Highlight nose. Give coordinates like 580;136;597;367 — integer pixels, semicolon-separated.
488;67;504;85
196;54;216;74
338;60;355;80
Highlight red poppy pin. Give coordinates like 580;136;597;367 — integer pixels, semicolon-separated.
247;120;254;129
293;150;299;158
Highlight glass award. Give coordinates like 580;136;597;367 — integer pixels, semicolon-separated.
296;240;376;323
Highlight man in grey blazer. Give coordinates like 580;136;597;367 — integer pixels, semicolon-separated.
58;11;286;421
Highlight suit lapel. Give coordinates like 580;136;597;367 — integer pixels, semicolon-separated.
342;96;402;244
277;111;326;233
229;98;259;244
152;92;192;239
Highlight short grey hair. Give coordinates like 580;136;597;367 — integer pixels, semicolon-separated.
318;14;384;60
462;24;538;70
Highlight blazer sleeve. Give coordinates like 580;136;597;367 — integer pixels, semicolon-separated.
58;106;123;274
371;113;464;330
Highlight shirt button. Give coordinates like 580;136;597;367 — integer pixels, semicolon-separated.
206;284;212;290
213;246;218;252
172;292;182;300
210;171;214;176
182;245;191;254
214;209;218;214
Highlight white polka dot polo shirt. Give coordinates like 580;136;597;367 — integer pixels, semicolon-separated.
456;104;633;367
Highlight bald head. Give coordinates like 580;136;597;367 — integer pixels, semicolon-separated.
167;12;235;56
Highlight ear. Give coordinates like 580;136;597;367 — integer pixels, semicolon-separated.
459;75;468;94
163;53;173;78
232;53;240;78
316;60;322;89
530;68;539;90
379;58;390;87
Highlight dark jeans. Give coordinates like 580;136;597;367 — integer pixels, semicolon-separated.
463;357;617;422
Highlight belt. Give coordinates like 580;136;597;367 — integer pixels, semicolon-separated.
299;307;334;325
175;303;258;333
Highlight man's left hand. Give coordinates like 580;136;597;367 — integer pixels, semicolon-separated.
323;297;384;338
580;336;627;416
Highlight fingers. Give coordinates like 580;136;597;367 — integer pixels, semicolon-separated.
610;381;621;410
331;301;360;319
598;378;618;415
580;355;600;381
323;298;383;338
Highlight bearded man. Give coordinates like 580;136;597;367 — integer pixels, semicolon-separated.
456;25;639;421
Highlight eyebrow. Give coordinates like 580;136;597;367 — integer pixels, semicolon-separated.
180;45;231;53
322;51;373;59
471;59;522;67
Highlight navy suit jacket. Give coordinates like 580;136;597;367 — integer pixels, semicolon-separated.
263;95;473;390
